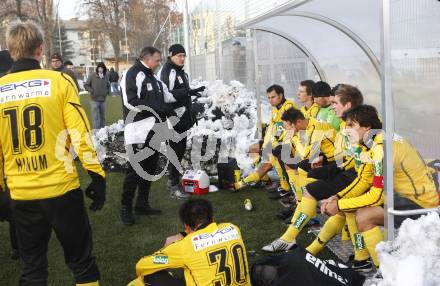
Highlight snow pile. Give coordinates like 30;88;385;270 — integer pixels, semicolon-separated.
91;80;260;175
184;79;259;175
371;212;440;286
92;120;127;171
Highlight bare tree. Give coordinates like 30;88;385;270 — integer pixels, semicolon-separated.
82;0;126;70
0;0;56;66
34;0;56;64
81;0;179;70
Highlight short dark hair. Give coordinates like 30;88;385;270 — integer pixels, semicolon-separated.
343;105;382;129
281;107;305;123
139;46;161;59
63;60;73;66
334;84;363;107
179;198;213;230
300;80;315;96
266;84;284;96
312;81;331;97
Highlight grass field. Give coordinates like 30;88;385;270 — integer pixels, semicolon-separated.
0;94;334;285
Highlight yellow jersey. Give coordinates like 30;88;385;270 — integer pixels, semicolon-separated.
338;134;439;211
0;60;105;200
134;222;251;286
336;133;384;200
262;99;298;147
294;117;336;162
333;120;356;170
300;102;320;119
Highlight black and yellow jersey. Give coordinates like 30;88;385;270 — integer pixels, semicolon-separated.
262;99;298;147
335;133;383;200
294;117;336;162
133;222;251;286
338;134;439;211
333;120;356;170
0;59;105;200
300;102;320;119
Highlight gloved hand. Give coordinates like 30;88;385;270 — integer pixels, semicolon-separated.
189;86;206;96
85;171;106;211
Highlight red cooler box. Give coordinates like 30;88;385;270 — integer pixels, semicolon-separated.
182;170;210;195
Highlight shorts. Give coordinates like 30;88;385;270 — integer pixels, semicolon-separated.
392;194;426;228
306;168;357;201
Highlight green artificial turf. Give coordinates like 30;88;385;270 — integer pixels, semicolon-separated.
0;94;335;285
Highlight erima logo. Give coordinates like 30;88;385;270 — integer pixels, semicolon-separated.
153;255;168;264
0;80;50;92
305;253;349;285
293;212;308;229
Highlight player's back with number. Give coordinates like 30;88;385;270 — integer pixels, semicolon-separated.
136;222;251;286
0;68;101;200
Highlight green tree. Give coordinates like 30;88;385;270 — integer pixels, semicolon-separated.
52;22;75;61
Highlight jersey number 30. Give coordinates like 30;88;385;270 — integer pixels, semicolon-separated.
207;243;247;286
3;104;44;154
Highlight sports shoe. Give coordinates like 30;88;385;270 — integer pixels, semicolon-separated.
283;215;293;225
268;187;292;199
262;238;296;252
276;207;294;220
134;205;162;216
169;184;190;199
120;205;135;225
348;259;373;273
252;179;273;189
280;194;296;205
234;180;245;191
266;182;279;193
306;217;320;227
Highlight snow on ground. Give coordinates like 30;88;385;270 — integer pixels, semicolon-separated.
367;212;440;286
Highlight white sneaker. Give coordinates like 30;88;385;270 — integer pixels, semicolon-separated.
262;238;296;252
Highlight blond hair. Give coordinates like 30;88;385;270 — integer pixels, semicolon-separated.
6;21;44;60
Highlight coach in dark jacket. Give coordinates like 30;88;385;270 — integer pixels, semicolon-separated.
120;46;188;225
158;44;205;199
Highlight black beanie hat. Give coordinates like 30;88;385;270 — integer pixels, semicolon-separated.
0;50;13;74
312;81;332;97
169;44;186;56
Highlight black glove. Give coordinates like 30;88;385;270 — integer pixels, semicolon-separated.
189;86;206;96
85;171;106;211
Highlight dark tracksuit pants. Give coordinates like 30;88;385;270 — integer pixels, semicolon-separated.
0;189;18;252
167;137;187;186
11;188;99;286
167;117;190;187
144;270;186;286
122;143;160;209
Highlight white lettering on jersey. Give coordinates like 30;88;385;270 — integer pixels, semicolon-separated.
191;225;240;252
0;79;51;104
305;253;349;285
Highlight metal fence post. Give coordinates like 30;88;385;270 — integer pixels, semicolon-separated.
381;0;395;241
